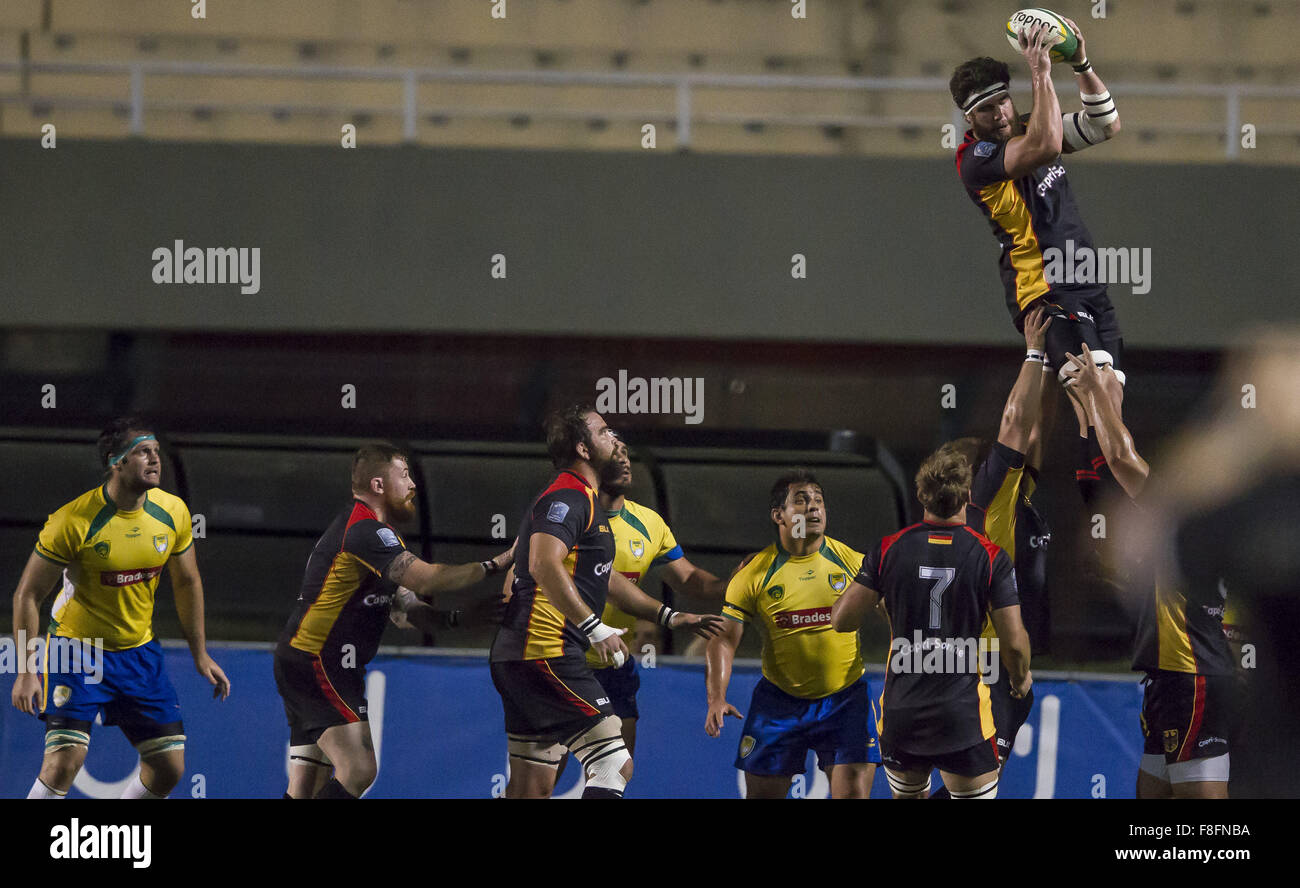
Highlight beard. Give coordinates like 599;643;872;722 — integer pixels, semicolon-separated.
598;454;631;493
388;494;417;524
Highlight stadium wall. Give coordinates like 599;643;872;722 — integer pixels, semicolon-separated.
2;139;1295;348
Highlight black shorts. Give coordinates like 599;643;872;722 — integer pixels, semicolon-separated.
1141;670;1241;764
882;736;1000;778
1022;290;1123;374
491;654;613;740
989;668;1034;763
273;645;367;747
592;659;641;721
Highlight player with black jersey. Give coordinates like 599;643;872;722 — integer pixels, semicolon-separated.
275;442;511;799
929;307;1050;795
833;447;1031;799
951;17;1126;491
490;405;722;799
1063;345;1237;799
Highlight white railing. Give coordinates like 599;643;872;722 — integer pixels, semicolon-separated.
2;58;1298;158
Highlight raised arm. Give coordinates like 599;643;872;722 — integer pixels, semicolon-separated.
997;307;1052;454
1065;344;1150;498
1003;23;1063;178
1058;16;1121;153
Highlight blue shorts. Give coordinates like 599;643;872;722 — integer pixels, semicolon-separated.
41;638;184;741
735;674;882;776
592;658;641;720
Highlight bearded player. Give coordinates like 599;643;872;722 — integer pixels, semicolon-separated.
11;417;230;799
491;405;723;799
952;17;1125;503
706;470;880;799
275;442;513;799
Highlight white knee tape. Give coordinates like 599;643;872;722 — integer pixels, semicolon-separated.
885;768;931;799
951;778;999;799
289;743;333;769
568;717;630;792
506;734;566;768
1168;753;1229;784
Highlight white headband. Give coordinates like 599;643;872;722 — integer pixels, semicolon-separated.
961;82;1009;113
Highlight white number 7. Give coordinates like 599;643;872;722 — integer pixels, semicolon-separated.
919;566;955;630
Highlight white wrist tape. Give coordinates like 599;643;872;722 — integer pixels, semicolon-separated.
581;616;619;645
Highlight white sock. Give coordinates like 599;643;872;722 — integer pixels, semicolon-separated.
120;771;166;799
28;778;68;799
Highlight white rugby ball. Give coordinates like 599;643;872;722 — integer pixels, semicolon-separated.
1005;8;1079;63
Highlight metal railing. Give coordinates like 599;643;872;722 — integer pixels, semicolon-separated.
2;58;1299;158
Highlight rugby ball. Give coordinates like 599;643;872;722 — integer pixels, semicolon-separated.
1005;8;1079;63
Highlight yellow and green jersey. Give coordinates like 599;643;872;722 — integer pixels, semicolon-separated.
35;484;193;651
722;537;865;699
586;499;684;669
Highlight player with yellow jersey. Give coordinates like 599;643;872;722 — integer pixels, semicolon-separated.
10;418;230;799
705;469;879;799
586;439;727;755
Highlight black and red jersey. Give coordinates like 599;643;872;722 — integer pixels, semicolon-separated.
956;122;1101;321
491;470;616;662
856;520;1020;754
277;500;408;667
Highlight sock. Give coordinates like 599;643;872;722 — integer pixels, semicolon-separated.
580;786;624;799
929;785;952;800
283;792;294;799
315;777;358;799
1075;427;1102;507
120;772;165;799
28;778;68;799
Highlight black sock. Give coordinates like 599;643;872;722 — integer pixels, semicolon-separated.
580;786;624;799
282;792;294;799
315;778;358;799
930;785;952;800
1075;427;1102;507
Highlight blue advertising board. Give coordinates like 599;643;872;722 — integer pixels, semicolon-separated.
0;643;1144;798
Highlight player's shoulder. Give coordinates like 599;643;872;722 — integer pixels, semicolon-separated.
619;498;670;536
144;487;191;522
737;543;782;582
45;486;120;533
959;524;1007;559
821;536;865;570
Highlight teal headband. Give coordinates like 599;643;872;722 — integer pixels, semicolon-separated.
108;434;157;466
